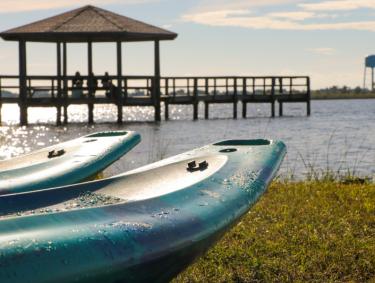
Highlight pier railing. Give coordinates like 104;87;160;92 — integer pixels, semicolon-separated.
0;75;310;124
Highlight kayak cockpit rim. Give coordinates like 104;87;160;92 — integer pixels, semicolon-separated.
213;139;272;146
85;131;128;138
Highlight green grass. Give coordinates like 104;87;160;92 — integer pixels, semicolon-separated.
174;181;375;282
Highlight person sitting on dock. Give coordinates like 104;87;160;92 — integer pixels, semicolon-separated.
101;72;111;93
102;72;118;101
72;71;83;98
88;72;98;97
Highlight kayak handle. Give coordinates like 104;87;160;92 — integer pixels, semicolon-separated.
187;160;208;172
48;149;66;158
219;148;237;153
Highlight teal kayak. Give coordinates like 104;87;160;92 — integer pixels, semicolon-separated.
0;131;140;195
0;139;286;283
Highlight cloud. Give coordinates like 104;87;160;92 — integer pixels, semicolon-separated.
299;0;375;11
162;24;173;29
307;47;336;55
182;10;298;30
0;0;156;13
183;9;359;30
268;11;316;21
193;0;301;12
182;0;375;31
268;11;340;21
191;0;375;14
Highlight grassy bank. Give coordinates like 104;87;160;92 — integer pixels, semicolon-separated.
311;91;375;100
174;181;375;282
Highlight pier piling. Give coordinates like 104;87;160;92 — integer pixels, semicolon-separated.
19;40;28;125
56;42;62;126
165;102;169;120
117;41;123;124
233;79;238;119
193;78;198;120
87;41;94;124
154;40;161;122
279;102;283;116
242;102;247;118
307;77;311;116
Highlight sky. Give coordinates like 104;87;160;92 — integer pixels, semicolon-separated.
0;0;374;89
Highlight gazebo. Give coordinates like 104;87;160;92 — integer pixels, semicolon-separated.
0;5;177;125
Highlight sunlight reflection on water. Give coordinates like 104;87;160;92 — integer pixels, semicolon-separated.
0;100;374;179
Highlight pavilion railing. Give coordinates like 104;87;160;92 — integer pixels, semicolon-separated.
0;75;310;123
161;76;310;97
0;75;310;100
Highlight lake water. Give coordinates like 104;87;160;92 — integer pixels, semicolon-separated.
0;99;374;179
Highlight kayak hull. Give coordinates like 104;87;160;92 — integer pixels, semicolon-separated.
0;139;286;283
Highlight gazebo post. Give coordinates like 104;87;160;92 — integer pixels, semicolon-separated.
87;41;94;124
62;42;68;124
154;40;161;122
19;40;28;125
56;42;62;126
116;40;123;124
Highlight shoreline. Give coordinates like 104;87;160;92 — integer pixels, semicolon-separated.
311;92;375;100
312;96;375;100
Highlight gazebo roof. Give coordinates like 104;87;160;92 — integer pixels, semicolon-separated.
0;5;177;42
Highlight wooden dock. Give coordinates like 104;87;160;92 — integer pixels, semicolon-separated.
0;75;310;125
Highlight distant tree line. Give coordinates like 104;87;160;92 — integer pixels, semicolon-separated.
314;86;370;94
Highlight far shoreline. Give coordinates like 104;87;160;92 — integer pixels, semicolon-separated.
311;91;375;100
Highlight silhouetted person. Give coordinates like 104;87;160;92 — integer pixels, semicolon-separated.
72;71;83;88
102;72;118;100
88;72;98;96
101;72;111;90
72;71;83;98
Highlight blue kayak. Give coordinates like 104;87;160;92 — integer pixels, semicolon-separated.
0;139;286;283
0;131;140;195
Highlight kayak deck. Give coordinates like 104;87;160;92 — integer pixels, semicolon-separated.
0;139;286;283
0;131;140;195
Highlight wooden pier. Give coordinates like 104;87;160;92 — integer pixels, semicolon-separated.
0;75;310;124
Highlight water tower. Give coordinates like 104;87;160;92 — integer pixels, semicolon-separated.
364;55;375;90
